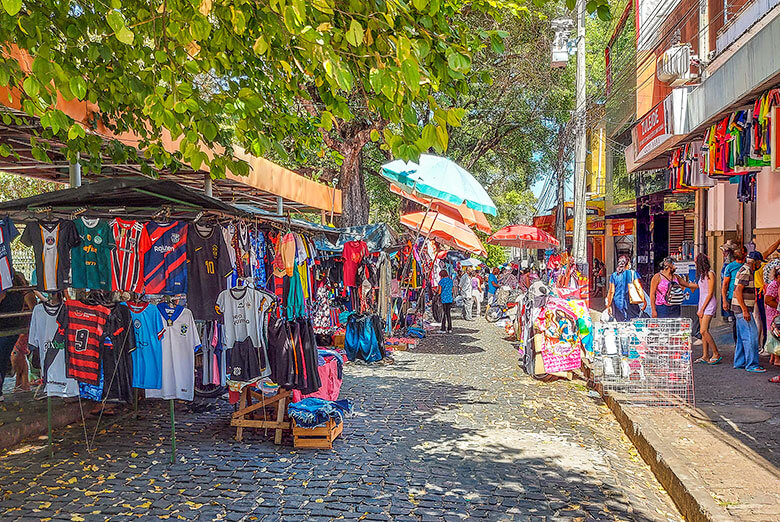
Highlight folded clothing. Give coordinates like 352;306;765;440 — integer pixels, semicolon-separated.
288;397;353;429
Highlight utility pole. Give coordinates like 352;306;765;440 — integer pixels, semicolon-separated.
572;0;588;267
555;124;566;252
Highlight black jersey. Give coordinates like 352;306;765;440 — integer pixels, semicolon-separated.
186;224;233;321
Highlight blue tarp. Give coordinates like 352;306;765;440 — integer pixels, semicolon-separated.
315;223;398;253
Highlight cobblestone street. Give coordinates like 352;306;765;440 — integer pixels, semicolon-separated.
0;315;681;521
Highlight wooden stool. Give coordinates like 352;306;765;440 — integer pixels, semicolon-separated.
231;387;291;444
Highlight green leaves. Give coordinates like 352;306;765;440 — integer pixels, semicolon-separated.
253;36;269;56
2;0;21;16
447;52;471;73
106;10;134;44
346;19;364;47
401;59;421;93
230;6;246;35
69;77;87;100
22;76;39;98
597;5;612;21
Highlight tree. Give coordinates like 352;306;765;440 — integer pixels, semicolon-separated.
0;0;611;227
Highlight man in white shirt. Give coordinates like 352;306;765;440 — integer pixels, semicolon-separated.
460;268;474;321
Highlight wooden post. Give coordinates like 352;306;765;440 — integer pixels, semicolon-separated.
47;396;53;459
169;399;176;464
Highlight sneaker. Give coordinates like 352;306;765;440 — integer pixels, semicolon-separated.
0;395;4;402
747;367;767;373
447;329;453;334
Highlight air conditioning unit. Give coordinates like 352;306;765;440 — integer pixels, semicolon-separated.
656;44;698;86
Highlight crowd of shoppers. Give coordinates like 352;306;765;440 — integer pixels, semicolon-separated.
606;240;780;380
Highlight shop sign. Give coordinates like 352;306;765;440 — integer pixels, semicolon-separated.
610;219;634;236
773;106;780;172
635;102;670;159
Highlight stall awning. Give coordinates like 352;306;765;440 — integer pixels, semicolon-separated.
314;224;399;253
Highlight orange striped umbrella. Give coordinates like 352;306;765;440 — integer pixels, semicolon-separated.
400;211;486;256
390;183;492;234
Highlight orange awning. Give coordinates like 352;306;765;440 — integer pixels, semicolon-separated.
0;48;341;214
390;183;491;234
400;211;486;256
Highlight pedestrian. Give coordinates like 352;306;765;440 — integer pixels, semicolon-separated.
0;272;35;401
437;269;453;333
606;255;646;321
761;259;780;370
693;253;721;364
721;241;742;342
732;251;767;372
487;267;499;307
650;257;691;318
498;267;518;290
471;270;483;317
460;268;474;321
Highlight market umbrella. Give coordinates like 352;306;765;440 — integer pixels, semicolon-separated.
460;257;484;267
488;224;560;249
381;154;497;216
389;183;492;234
400;212;486;256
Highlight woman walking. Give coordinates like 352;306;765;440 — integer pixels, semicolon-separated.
605;256;645;321
694;253;721;364
650;257;693;318
437;270;454;334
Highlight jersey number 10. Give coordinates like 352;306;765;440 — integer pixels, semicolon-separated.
205;260;215;274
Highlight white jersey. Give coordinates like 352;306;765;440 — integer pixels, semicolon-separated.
29;302;79;398
216;286;271;349
146;304;200;401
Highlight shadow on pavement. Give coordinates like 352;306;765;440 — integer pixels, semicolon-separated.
693;322;780;468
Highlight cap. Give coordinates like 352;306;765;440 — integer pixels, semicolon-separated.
747;251;764;262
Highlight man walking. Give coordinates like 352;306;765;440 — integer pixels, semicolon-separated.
733;251;767;373
460;268;474;321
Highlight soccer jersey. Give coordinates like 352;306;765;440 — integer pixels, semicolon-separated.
127;301;164;389
186;224;233;321
21;220;81;291
111;218;146;293
101;304;135;403
216;286;273;378
71;217;115;290
227;338;261;382
0;215;19;291
56;300;111;386
146;304;200;401
142;221;188;295
29;302;79;398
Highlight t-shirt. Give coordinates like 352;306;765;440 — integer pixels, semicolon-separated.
439;277;454;304
216;286;271;350
609;270;636;311
141;221;188;295
55;300;111;386
29;302;79;398
487;274;499;295
732;264;756;313
0;216;19;292
101;304;135;404
754;261;766;292
127;301;165;389
723;261;743;300
146;304;200;401
111;218;147;293
187;224;233;321
21;220;81;291
342;240;368;287
71;218;115;290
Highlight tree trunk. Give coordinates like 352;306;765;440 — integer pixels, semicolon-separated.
338;146;369;226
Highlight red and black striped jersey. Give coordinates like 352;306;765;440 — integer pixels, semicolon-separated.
141;221;188;295
56;300;111;385
111;218;147;293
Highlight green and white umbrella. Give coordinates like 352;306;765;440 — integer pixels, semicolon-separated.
380;154;497;216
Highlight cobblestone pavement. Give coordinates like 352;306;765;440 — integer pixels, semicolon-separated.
0;315;681;521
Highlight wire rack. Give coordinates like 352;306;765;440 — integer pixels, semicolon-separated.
592;318;694;409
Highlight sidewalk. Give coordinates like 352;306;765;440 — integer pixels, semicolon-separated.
0;389;84;452
593;320;780;521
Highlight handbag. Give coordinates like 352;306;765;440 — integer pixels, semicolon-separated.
663;275;686;306
627;271;645;304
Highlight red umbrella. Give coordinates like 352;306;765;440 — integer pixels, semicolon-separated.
390;183;492;234
400;212;486;256
487;224;560;249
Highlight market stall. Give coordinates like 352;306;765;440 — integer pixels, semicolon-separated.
0;177;352;455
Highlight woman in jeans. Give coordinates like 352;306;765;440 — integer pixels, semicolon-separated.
650;257;694;318
437;270;454;334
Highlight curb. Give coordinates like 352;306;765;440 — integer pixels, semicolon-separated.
0;398;83;452
582;365;732;522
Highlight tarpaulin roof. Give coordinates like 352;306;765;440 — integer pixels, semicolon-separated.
0;176;237;217
232;204;338;236
315;224;399;253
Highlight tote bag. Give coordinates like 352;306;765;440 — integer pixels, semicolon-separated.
627;271;645;304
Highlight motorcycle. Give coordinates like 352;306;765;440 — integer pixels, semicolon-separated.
485;286;521;323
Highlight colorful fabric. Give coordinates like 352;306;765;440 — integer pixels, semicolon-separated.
71;218;115;290
56;300;111;385
111;218;146;293
0;216;19;292
142;221;188;295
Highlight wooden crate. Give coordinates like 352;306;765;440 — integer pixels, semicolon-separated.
292;418;343;449
333;334;345;348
